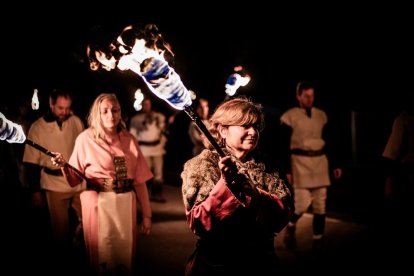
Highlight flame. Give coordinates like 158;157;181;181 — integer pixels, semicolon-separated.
87;24;191;110
31;89;39;110
225;66;251;96
189;90;197;100
133;89;144;111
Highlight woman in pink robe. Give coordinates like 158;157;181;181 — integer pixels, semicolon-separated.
52;93;152;275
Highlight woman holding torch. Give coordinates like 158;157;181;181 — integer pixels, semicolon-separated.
51;93;152;276
181;97;293;275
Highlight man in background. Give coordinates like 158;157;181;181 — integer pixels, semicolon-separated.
280;81;342;250
23;88;85;250
130;97;167;203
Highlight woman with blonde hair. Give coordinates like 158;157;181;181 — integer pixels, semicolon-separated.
52;93;152;275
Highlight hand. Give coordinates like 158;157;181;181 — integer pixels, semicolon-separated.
31;191;44;207
219;156;236;185
384;176;393;200
51;152;66;168
219;156;258;197
141;217;152;235
333;168;342;179
286;173;293;185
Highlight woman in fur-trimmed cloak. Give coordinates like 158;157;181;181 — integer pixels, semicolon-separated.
181;97;293;276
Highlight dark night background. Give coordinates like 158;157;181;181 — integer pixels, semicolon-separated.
1;3;413;274
1;3;412;202
2;3;413;203
3;5;411;161
2;4;412;112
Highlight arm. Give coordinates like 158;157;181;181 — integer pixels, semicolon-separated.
186;174;292;235
323;113;343;179
279;122;293;184
382;115;405;199
182;154;244;235
135;182;152;235
185;177;243;235
183;155;293;236
22;125;44;206
225;156;294;233
51;152;83;186
23;162;44;206
382;157;398;199
254;187;293;233
61;165;84;186
23;162;41;191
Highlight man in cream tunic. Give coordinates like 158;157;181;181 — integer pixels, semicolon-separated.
23;89;85;248
280;81;342;249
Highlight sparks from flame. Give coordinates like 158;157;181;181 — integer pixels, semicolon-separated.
32;89;39;110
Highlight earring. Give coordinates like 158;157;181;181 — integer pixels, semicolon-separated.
220;138;226;147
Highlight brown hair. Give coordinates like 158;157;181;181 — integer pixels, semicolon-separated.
206;97;264;149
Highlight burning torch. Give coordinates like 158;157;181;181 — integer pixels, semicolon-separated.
24;139;88;181
87;23;225;157
225;65;251;97
1;111;88;180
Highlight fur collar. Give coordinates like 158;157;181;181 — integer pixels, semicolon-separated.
181;149;292;210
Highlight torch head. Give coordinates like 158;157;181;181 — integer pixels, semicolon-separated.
0;112;26;144
87;22;192;110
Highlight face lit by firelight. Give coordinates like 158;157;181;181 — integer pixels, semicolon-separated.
100;99;121;132
50;96;72;122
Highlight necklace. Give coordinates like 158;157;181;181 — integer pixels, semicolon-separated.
101;132;128;180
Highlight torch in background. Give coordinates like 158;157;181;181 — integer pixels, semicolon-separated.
87;23;225;157
32;88;40;110
225;65;251;97
0;112;26;144
0;111;88;181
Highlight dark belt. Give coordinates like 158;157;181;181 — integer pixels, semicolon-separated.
291;148;324;157
43;167;63;176
138;140;160;146
90;178;135;193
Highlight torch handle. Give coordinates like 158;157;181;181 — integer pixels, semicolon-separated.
24;139;89;182
25;139;55;157
184;106;225;157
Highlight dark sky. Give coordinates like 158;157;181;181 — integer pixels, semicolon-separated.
1;4;412;178
2;4;413;116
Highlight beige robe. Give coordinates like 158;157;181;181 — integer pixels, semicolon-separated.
280;107;330;188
